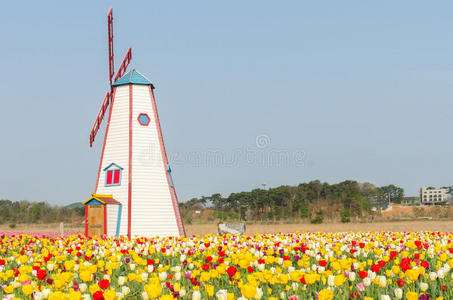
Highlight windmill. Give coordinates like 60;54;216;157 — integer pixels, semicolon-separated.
84;9;186;239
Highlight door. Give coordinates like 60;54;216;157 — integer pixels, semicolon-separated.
87;205;104;236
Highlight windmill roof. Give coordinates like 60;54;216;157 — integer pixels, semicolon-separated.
113;69;154;87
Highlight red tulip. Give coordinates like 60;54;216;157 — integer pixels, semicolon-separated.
98;279;110;290
226;266;237;277
93;291;105;300
319;260;328;267
358;271;368;279
36;269;47;280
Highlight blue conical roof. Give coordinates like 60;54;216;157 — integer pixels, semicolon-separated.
113;69;153;86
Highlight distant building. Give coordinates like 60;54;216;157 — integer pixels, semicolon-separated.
419;187;448;205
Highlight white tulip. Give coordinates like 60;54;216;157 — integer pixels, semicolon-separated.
216;289;228;300
79;283;87;293
192;290;201;300
394;288;403;299
255;287;263;299
118;276;126;286
420;282;428;292
141;272;148;281
328;275;335;287
379;276;386;288
180;288;186;297
175;272;181;280
121;286;130;296
142;291;149;300
115;292;124;300
159;272;167;281
363;278;371;287
33;292;43;300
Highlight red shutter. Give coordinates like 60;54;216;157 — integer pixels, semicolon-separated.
113;170;120;184
106;170;113;185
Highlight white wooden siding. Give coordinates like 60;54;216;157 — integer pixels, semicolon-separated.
95;85;130;237
130;85;179;237
106;204;119;236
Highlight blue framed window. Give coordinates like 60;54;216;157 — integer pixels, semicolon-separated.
104;163;123;186
138;113;150;126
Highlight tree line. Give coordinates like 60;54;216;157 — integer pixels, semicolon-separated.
0;200;84;225
179;180;406;223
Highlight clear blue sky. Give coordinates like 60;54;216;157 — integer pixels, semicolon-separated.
1;1;452;205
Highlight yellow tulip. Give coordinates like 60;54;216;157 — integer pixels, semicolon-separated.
318;289;334;300
144;283;162;299
406;291;418;300
22;284;33;296
241;283;257;299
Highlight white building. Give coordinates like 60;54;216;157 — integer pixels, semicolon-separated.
419;187;448;205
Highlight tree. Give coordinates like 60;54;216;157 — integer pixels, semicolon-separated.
377;185;404;205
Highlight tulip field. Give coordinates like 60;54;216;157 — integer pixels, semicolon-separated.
0;232;453;299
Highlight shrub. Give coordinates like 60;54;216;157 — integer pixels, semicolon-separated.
9;224;16;229
310;211;323;224
299;206;310;219
340;209;351;223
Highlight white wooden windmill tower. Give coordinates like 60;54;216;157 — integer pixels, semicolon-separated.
83;9;185;239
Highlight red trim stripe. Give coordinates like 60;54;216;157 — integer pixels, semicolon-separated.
148;86;186;236
128;84;133;240
85;206;88;236
94;88;117;193
104;205;107;235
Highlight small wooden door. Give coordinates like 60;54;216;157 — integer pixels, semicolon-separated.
87;205;104;236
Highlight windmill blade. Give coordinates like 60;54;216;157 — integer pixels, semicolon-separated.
108;8;114;87
89;92;111;147
114;48;132;82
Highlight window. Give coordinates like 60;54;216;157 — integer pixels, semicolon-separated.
138;113;150;126
104;163;123;186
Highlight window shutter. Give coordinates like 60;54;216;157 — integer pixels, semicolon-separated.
113;169;121;184
106;170;113;185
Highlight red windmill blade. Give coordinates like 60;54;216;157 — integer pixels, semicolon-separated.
89;9;133;147
108;8;114;88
